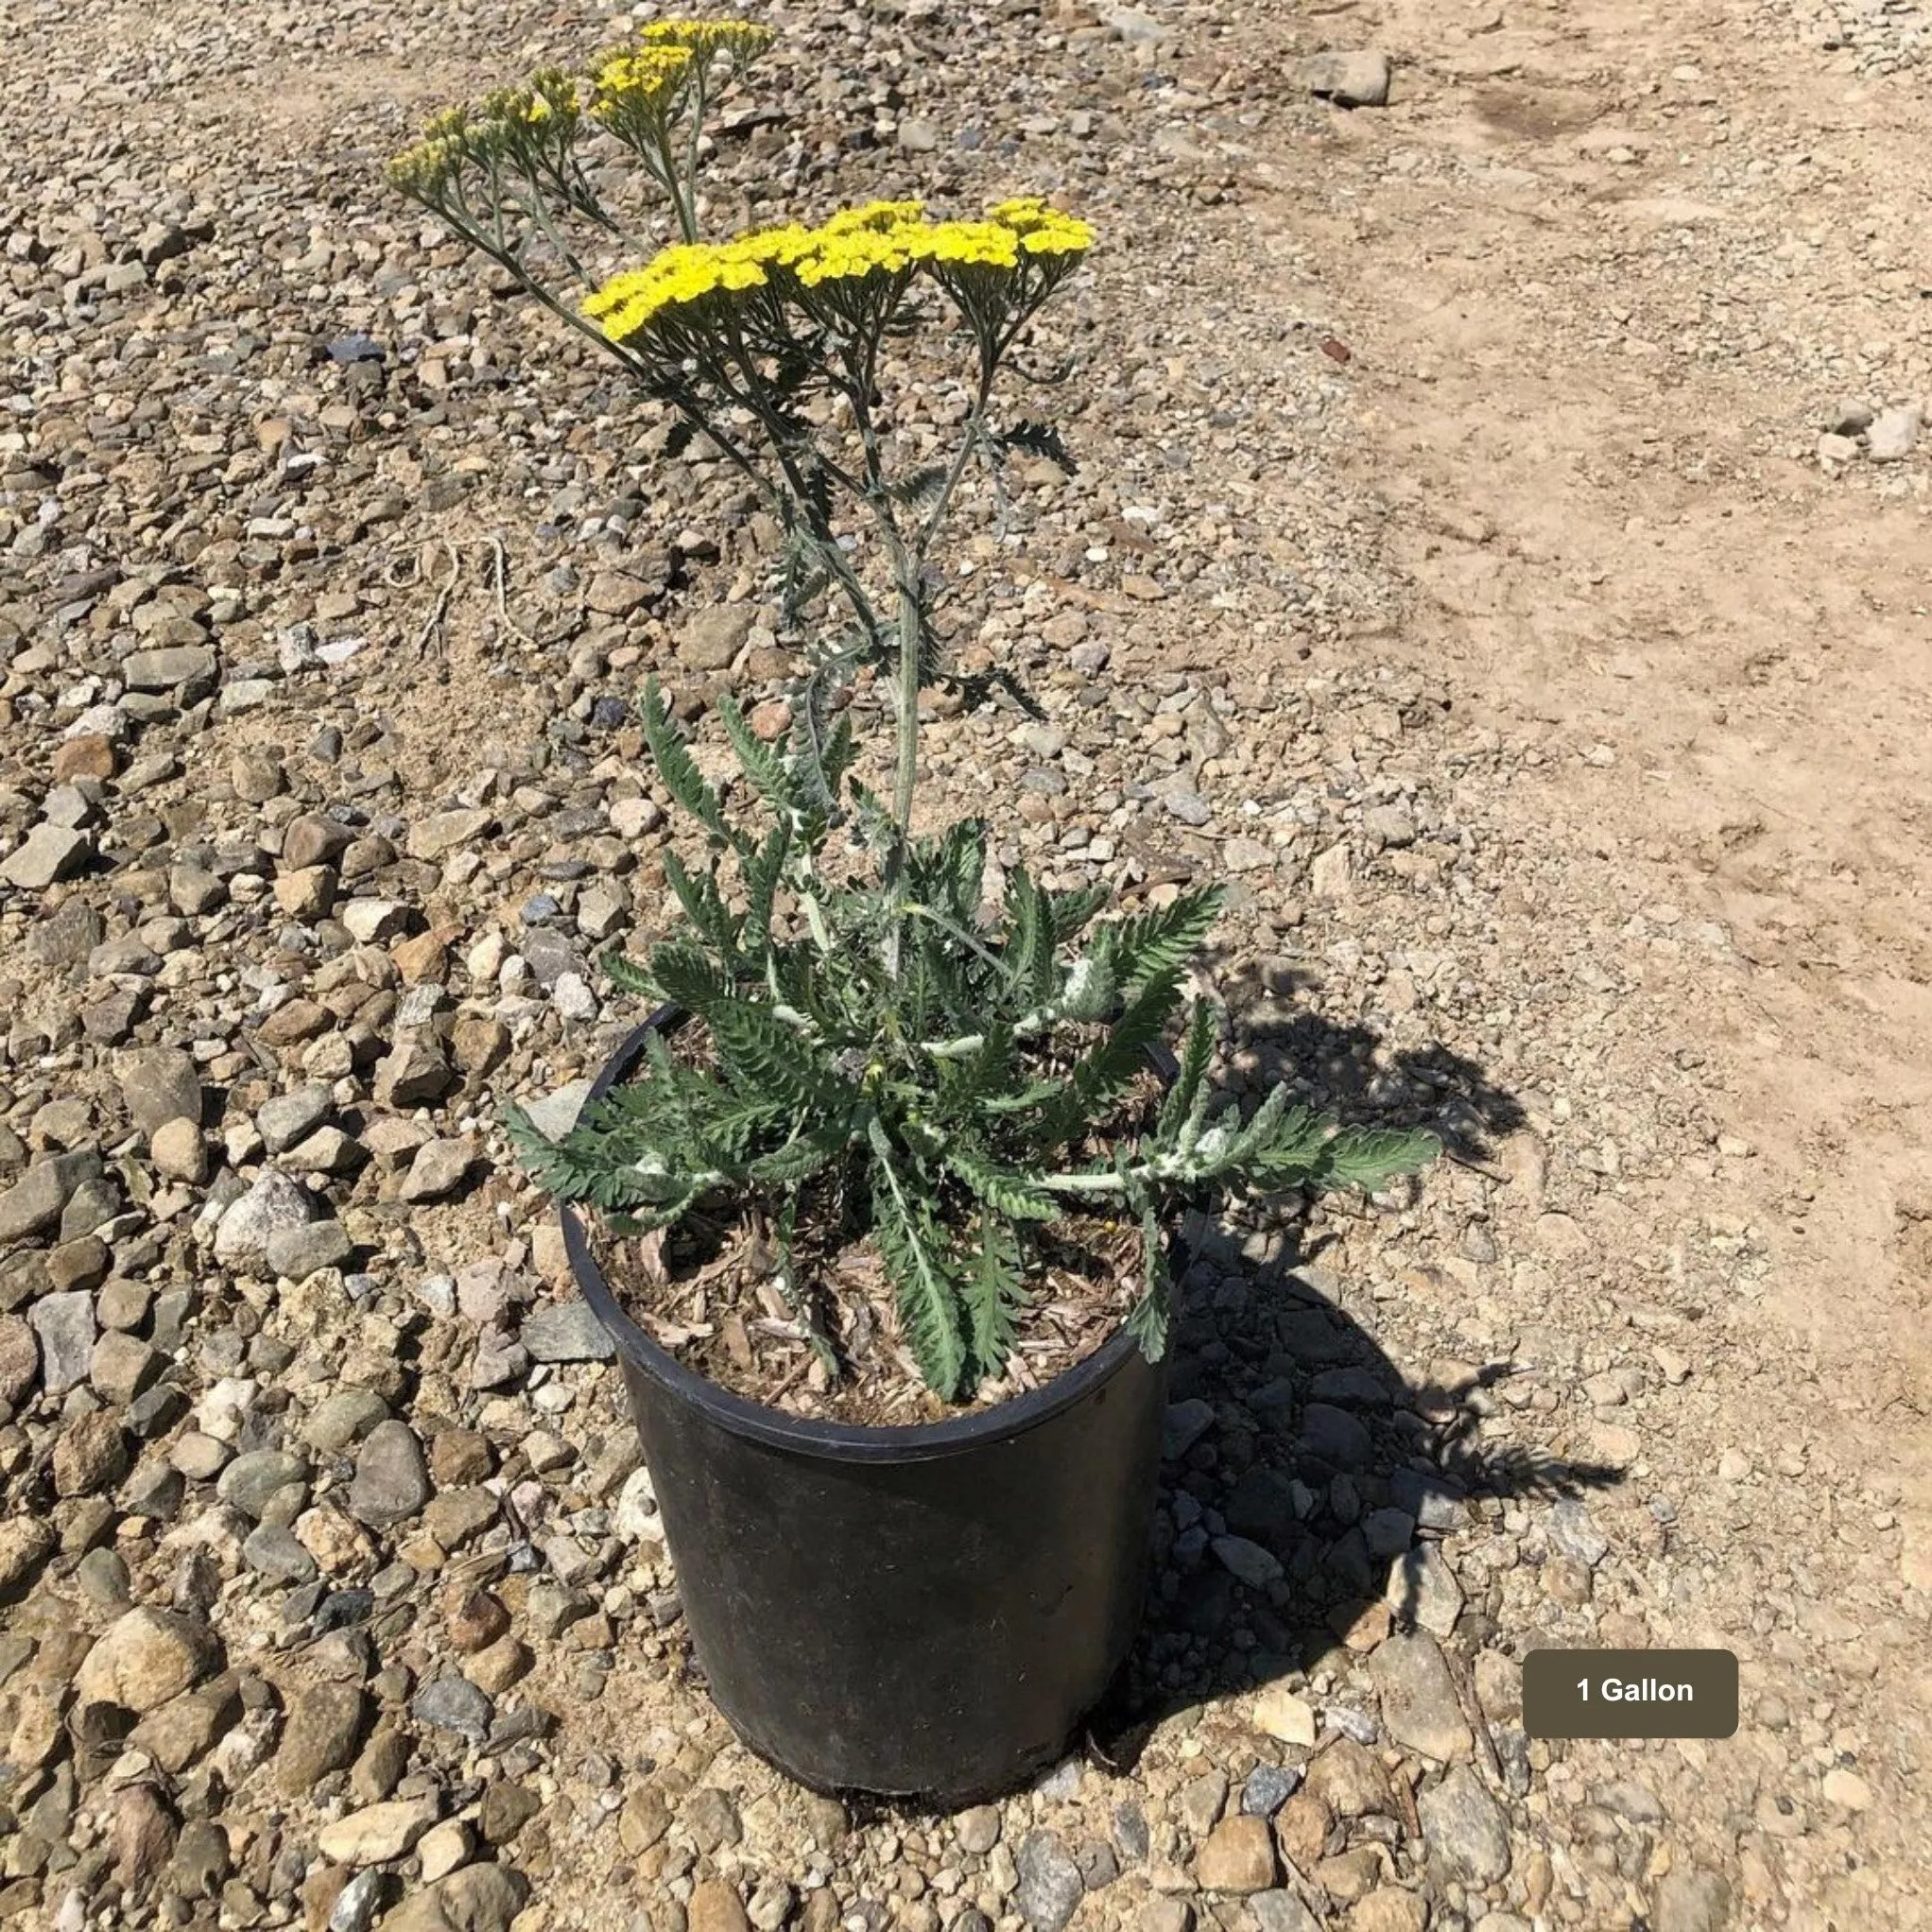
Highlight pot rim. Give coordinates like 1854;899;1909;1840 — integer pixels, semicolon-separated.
560;1005;1174;1464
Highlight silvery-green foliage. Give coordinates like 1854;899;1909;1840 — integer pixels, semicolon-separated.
511;682;1439;1401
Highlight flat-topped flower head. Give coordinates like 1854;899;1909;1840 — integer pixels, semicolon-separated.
388;74;585;207
584;235;777;345
593;43;697;121
822;199;926;236
638;18;777;65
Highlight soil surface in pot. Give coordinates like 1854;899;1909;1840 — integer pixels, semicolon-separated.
589;1030;1160;1425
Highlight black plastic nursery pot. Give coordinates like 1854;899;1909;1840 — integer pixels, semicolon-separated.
561;1010;1172;1805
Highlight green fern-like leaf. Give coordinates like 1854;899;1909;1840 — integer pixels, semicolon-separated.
647;940;731;1015
1047;880;1111;945
1113;886;1225;998
1123;1204;1171;1364
717;694;802;823
662;849;740;960
1158;999;1218;1142
1313;1126;1440;1194
943;1141;1060;1222
708;998;849;1114
600;947;657;997
870;1135;968;1398
641;677;739;849
964;1213;1027;1379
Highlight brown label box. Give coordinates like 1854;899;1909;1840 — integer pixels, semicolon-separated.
1523;1649;1739;1739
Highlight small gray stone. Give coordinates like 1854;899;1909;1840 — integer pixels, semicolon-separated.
267;1219;354;1279
399;1138;478;1202
1362;1508;1417;1560
1014;1831;1085;1932
1160;788;1212;826
1649;1869;1732;1932
1867;404;1922;462
1361;804;1416;850
522;1302;615;1364
256;1086;335;1153
303;1389;391;1455
1212;1536;1284;1588
212;1169;313;1267
408;809;495;861
350;1421;431;1527
1249;1894;1320;1932
1418;1763;1511;1883
519;1080;594;1144
29;1289;97;1396
1369;1631;1472;1763
1;824;93;890
678;603;755;670
117;1048;202;1136
1548;1497;1610;1567
1164;1398;1216;1458
330;1868;385;1932
0;1151;102;1244
411;1675;493;1744
1241;1765;1302;1817
121;645;216;692
1104;6;1174;44
1386;1542;1463;1636
1300;1402;1371;1468
243;1523;319;1584
217;1449;310;1521
1302;49;1391;107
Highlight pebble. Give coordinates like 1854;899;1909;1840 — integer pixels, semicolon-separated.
1385;1543;1462;1636
1369;1632;1473;1763
1194;1816;1277;1892
688;1881;752;1932
0;823;93;889
1013;1831;1086;1932
1418;1763;1511;1882
411;1675;494;1744
1252;1686;1319;1749
522;1301;615;1362
1302;50;1392;107
319;1797;440;1866
1241;1765;1304;1817
212;1168;314;1267
349;1421;431;1527
1866;404;1922;461
75;1609;218;1713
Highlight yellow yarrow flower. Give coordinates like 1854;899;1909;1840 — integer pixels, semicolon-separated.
593;43;696;114
581;198;1094;348
821;199;926;236
638;18;777;63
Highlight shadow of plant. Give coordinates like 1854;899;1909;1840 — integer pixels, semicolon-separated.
1084;1200;1615;1776
1209;949;1527;1166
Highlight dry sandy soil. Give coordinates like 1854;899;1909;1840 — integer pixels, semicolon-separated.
1;0;1928;1927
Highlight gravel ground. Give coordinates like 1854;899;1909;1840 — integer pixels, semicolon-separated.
3;0;1928;1930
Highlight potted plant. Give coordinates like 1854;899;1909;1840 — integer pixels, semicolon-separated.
390;22;1437;1803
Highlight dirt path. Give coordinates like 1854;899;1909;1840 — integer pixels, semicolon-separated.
1222;0;1932;1914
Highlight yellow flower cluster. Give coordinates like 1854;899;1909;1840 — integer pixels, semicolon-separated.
638;18;777;62
388;72;583;205
591;43;696;119
583;198;1095;347
987;197;1095;257
584;227;805;340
